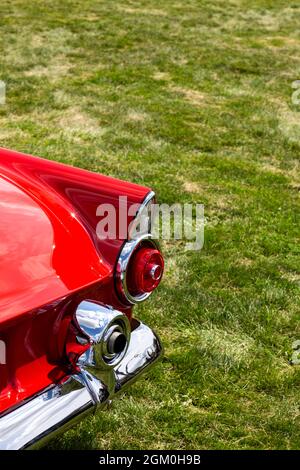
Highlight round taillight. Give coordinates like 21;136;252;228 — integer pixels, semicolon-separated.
115;233;164;304
126;247;164;297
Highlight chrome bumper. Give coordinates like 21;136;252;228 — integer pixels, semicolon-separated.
0;319;162;450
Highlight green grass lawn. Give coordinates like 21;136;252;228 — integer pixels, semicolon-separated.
1;0;300;450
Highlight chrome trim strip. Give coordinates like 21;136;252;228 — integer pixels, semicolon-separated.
129;190;155;238
0;319;163;450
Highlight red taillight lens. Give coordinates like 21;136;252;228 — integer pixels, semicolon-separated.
127;247;164;297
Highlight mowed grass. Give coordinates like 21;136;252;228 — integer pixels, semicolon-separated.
0;0;300;450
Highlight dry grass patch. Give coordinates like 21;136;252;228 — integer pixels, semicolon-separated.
153;72;172;81
280;268;300;285
170;86;206;107
118;6;167;17
163;256;182;288
183;181;203;194
0;127;26;141
262;157;300;188
278;105;300;144
199;328;254;363
126;110;148;122
221;8;290;33
237;258;254;267
24;61;71;80
256;36;300;50
178;326;256;368
58;107;103;136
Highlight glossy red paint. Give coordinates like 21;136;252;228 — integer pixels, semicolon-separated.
0;147;151;414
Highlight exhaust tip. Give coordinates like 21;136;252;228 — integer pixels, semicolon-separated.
107;331;127;355
74;301;131;368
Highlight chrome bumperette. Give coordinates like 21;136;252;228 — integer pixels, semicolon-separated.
115;320;162;388
0;312;163;450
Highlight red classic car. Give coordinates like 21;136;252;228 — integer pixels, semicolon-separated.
0;148;164;449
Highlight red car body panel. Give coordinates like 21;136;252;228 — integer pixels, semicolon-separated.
0;147;150;414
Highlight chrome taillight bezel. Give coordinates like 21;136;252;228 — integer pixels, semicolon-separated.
116;233;161;304
115;191;162;305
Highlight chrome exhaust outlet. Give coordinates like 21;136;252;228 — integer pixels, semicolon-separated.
74;301;131;397
75;301;131;368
